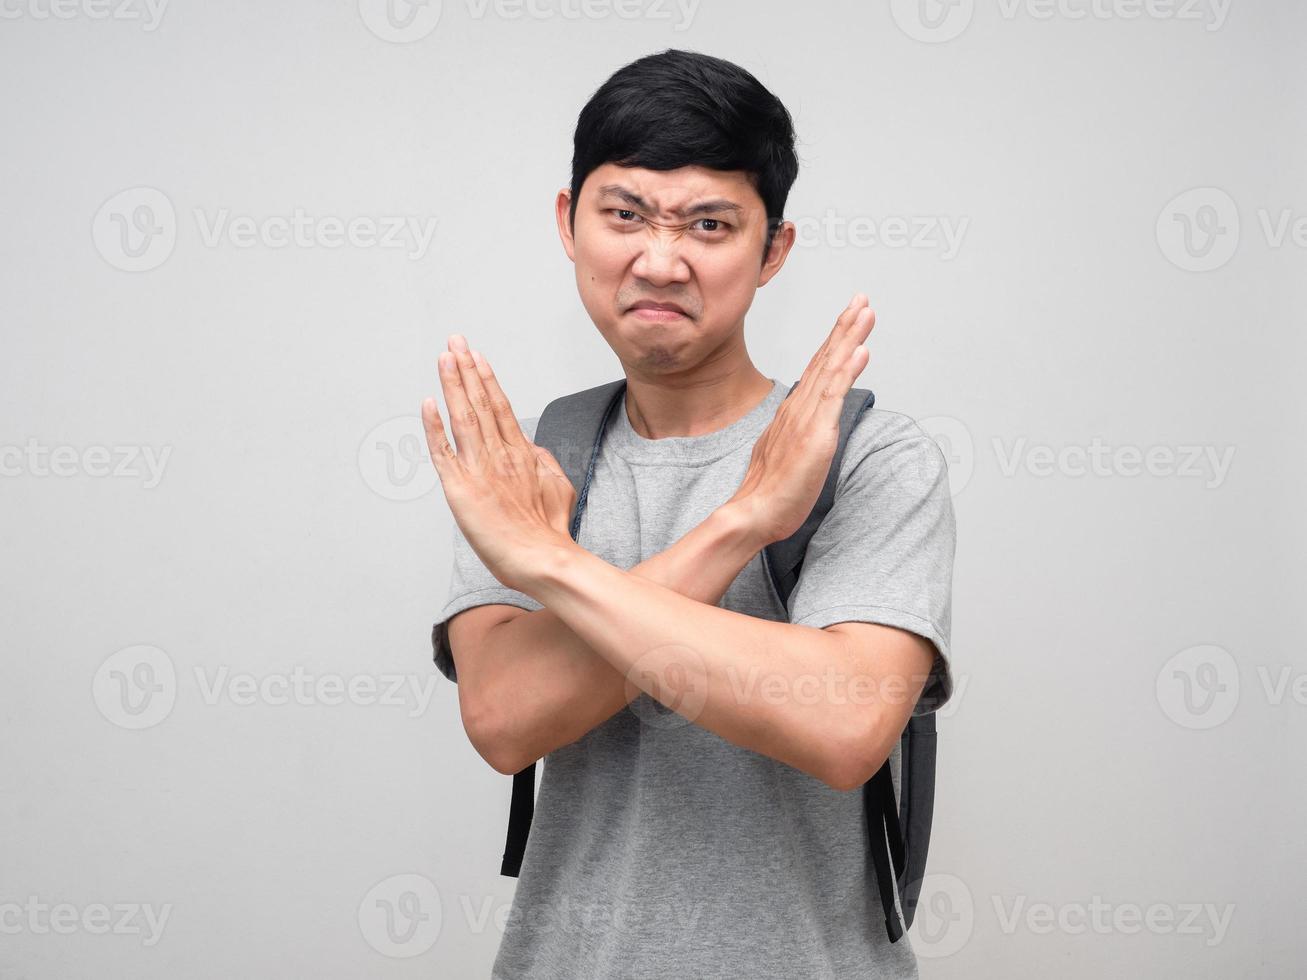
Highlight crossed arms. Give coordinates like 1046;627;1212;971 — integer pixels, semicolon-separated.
446;500;936;793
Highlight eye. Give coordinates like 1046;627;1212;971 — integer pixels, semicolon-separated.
611;209;643;224
694;217;728;234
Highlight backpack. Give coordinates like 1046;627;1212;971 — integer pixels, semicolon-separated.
495;377;937;944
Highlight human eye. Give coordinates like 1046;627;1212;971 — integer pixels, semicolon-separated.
609;209;643;224
693;217;731;235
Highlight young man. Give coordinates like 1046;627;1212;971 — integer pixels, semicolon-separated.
424;49;956;980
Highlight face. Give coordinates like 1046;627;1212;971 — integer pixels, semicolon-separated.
556;163;795;379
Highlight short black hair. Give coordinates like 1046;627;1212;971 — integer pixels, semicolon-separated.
569;48;800;260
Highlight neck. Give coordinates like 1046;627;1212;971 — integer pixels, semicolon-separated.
622;360;774;441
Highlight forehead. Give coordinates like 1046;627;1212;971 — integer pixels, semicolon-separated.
582;163;763;213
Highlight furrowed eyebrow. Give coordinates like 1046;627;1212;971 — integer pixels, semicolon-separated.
596;184;743;219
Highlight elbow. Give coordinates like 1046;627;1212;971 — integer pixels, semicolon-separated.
482;743;529;777
461;695;532;776
482;729;534;776
821;718;892;794
822;761;869;794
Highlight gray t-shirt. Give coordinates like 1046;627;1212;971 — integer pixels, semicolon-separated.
432;377;956;979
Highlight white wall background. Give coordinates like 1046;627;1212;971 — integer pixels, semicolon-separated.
1;1;1303;977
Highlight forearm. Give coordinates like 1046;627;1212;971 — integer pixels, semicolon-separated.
471;503;764;773
522;545;898;791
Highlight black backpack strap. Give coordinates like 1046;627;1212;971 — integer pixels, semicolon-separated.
896;711;937;930
499;378;628;878
866;759;906;942
763;384;919;943
762;386;876;616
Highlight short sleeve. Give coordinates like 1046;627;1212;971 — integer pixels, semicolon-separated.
430;416;546;684
784;410;957;715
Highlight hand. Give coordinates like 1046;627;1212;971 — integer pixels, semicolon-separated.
421;335;578;593
727;294;876;545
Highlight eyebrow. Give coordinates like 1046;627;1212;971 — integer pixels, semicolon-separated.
596;184;744;218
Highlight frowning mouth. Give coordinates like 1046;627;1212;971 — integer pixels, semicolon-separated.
628;300;689;320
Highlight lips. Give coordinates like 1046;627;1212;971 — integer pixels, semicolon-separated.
629;301;688;316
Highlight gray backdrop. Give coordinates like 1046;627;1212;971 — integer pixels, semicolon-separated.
1;1;1302;977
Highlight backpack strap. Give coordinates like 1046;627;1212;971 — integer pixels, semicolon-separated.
762;385;921;944
761;385;876;616
498;378;628;878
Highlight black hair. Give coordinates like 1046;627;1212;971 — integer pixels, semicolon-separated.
568;48;800;260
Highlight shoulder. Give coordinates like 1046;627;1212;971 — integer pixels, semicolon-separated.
836;406;949;493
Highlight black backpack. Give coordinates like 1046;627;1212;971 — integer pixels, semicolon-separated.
496;378;937;943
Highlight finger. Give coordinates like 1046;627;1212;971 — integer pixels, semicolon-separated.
816;306;874;402
533;444;569;481
438;349;484;459
794;304;875;431
448;335;502;450
420;396;458;473
469;348;529;448
843;311;874;383
795;294;870;399
831;306;875;374
803;294;868;379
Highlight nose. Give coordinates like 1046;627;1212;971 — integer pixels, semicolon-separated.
629;224;694;287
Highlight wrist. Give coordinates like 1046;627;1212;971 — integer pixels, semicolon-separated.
712;500;772;555
513;535;585;598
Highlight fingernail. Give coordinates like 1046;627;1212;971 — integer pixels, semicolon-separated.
471;350;485;367
450;334;469;352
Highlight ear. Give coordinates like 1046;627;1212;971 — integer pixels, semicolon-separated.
555;188;576;263
757;219;797;288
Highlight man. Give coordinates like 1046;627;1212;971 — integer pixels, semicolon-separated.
424;48;956;980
